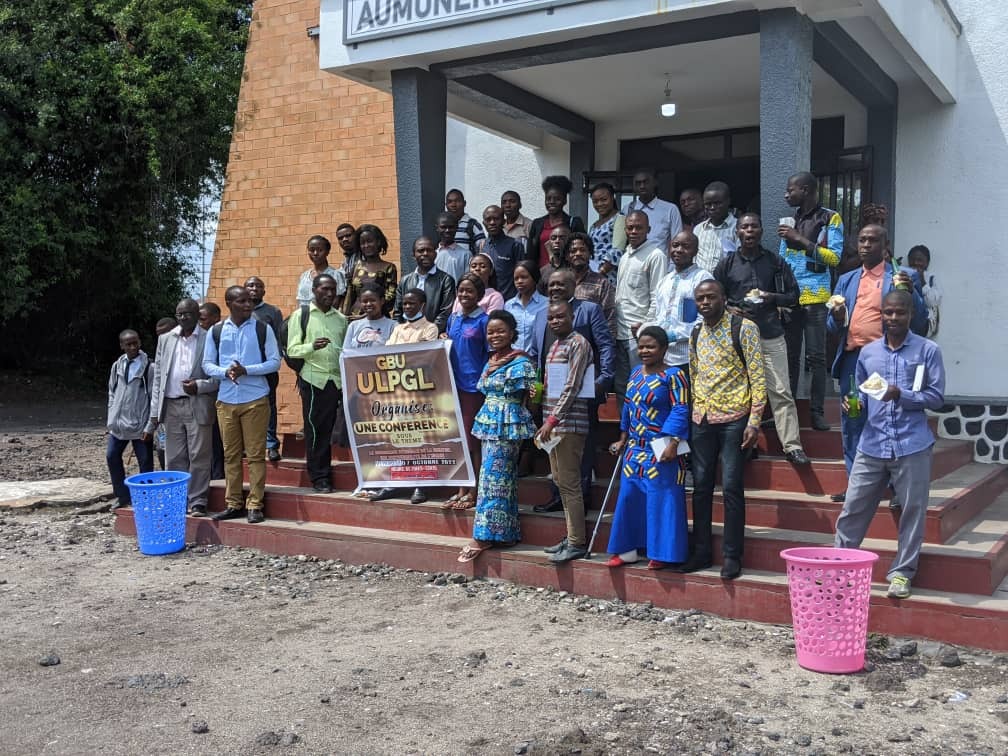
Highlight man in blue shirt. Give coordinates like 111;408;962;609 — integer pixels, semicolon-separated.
202;285;282;523
833;290;945;599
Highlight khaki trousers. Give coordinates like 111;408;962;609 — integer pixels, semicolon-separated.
548;432;587;547
762;335;803;453
216;396;270;511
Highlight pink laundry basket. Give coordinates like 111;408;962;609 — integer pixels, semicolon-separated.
780;547;880;674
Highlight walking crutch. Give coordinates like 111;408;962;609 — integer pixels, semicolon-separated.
585;447;625;558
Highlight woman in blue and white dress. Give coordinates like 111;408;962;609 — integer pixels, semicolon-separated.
588;181;626;286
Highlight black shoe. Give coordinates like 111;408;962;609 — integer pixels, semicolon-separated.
543;538;568;554
189;504;208;518
267;448;281;462
410;488;427;504
549;544;587;563
830;491;846;503
810;414;831;431
369;487;398;502
785;449;811;465
247;509;264;524
211;507;245;521
313;481;332;494
677;554;714;573
533;497;564;513
720;557;742;580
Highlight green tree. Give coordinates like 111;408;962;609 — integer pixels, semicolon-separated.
0;0;253;375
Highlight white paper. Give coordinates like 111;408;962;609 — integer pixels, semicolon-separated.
912;364;925;392
545;362;596;399
534;433;562;453
859;371;889;401
779;217;796;228
649;436;691;459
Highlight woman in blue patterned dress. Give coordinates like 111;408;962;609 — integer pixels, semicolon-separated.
606;326;690;569
457;310;537;563
588;181;626;286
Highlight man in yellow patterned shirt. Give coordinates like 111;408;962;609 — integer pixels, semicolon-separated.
682;280;766;580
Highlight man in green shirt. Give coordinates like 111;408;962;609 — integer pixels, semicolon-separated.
286;274;348;493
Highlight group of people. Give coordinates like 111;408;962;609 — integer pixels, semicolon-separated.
105;170;945;598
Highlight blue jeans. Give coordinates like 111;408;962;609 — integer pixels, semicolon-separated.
690;416;748;559
106;435;154;504
837;349;866;474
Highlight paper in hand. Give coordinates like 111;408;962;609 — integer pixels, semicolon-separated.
649;436;691;459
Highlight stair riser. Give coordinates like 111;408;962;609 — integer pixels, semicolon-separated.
112;512;1008;651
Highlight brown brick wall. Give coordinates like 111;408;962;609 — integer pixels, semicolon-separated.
209;0;399;434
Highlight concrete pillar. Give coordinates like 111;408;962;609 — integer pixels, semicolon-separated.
759;9;814;247
391;68;447;274
867;105;897;240
568;133;595;223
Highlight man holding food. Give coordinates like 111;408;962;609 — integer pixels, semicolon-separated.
834;289;945;599
826;224;927;498
713;212;809;465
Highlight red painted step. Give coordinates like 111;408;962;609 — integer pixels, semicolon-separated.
112;511;1008;651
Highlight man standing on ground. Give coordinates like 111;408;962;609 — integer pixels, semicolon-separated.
434;212;471;283
501;190;532;248
714;213;809;465
394;236;456;334
683;281;766;579
778;172;843;432
446;189;485;253
202;285;281;523
150;299;218;516
679;188;707;233
481;205;524;301
285;274;348;494
622;170;682;253
106;330;155;509
246;276;284;462
834;290;945;598
694;181;738;273
827;224;926;501
537;300;594;564
614;211;667;400
649;231;713;371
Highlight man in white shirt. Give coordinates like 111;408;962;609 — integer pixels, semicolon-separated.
648;231;714;369
694;181;738;272
433;211;472;283
614;211;668;399
622;170;682;253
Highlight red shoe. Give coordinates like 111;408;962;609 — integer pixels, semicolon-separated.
606;555;627;567
647;560;668;570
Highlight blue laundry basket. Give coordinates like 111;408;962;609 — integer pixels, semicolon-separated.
125;471;191;555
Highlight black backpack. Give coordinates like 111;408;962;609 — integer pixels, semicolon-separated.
277;305;311;373
211;319;279;390
690;314;747;369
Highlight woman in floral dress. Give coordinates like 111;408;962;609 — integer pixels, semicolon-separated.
457;310;537;562
588;181;626;286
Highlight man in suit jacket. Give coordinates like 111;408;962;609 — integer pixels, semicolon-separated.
827;224;926;483
530;269;615;512
394;236;456;334
150;298;219;516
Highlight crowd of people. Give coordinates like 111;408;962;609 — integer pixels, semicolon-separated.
105;169;946;598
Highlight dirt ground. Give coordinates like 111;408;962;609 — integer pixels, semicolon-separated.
3;389;1008;754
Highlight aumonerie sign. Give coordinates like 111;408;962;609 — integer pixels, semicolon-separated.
343;0;585;43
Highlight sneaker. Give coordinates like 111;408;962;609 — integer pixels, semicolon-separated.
887;576;911;599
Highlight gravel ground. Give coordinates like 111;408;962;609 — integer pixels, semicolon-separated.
3;395;1008;754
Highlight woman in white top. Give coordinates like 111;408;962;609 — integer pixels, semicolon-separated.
297;235;347;308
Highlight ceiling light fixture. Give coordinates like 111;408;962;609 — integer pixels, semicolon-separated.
660;74;676;118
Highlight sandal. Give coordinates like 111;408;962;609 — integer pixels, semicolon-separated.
457;542;488;563
453;493;476;510
441;493;463;510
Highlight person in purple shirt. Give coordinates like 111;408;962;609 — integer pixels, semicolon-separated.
833;289;945;600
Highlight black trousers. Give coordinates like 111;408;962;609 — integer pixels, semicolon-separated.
690;417;748;559
300;379;341;486
783;302;827;418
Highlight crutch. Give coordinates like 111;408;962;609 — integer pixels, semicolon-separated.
585;448;625;558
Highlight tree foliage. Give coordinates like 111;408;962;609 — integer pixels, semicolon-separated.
0;0;252;375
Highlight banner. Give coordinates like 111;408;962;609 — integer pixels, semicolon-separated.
340;340;476;488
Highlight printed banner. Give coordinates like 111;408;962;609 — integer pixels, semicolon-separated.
340;340;475;488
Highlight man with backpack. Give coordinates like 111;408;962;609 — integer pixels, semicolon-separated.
284;274;347;494
682;280;766;579
106;329;156;509
202;285;281;523
713;212;809;466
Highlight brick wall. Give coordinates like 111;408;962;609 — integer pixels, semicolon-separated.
208;0;399;434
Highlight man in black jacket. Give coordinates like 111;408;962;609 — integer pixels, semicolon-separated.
394;236;457;334
713;213;809;465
